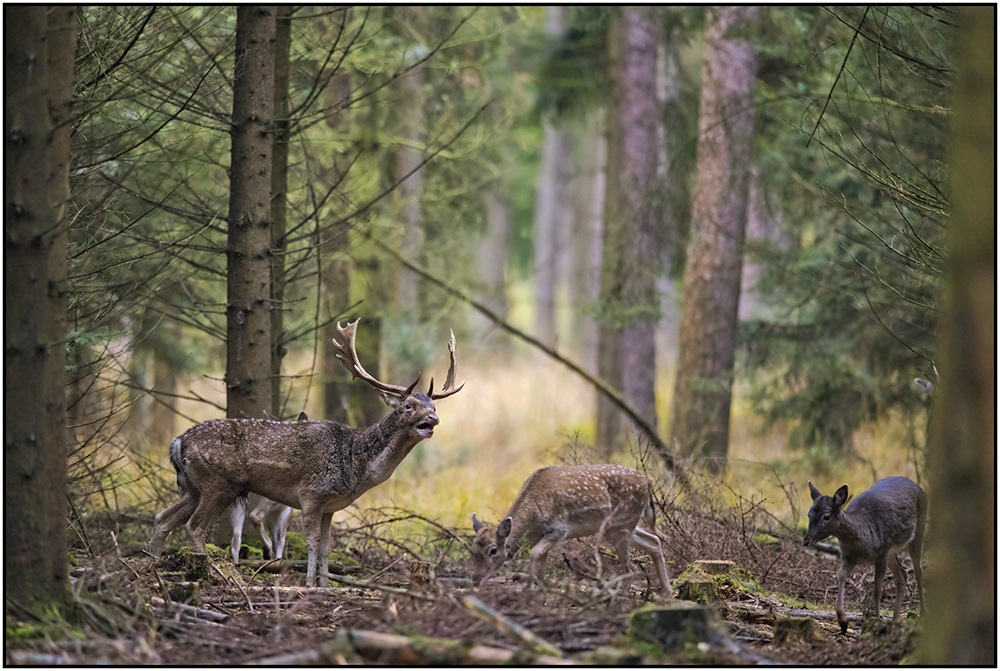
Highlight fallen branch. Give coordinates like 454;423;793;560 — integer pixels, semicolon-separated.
248;627;572;666
150;596;228;622
461;595;564;658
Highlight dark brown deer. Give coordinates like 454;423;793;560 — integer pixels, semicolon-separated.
803;477;927;633
149;319;463;586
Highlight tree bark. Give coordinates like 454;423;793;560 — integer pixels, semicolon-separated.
567;114;605;367
4;4;76;608
227;6;276;420
270;5;292;418
921;6;995;665
476;190;511;350
533;6;572;349
596;7;661;455
669;6;757;474
389;5;426;386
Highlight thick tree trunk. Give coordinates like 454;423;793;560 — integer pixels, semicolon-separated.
669;6;757;474
226;6;276;420
596;7;661;455
4;4;75;608
921;6;995;665
270;6;292;418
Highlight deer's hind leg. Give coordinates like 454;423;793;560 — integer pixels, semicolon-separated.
186;481;241;554
887;551;907;623
631;525;672;596
150;488;199;557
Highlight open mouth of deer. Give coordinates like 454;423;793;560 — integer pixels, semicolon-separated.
416;417;438;438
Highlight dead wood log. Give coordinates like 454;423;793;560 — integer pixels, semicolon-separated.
461;595;564;658
150;596;228;622
248;628;572;666
236;559;360;573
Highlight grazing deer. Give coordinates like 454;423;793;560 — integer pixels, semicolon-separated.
802;477;927;633
149;319;464;586
227;411;307;565
470;464;672;595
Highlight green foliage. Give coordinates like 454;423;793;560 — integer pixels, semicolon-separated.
741;6;952;453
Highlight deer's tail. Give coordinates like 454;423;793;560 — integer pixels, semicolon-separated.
169;436;189;490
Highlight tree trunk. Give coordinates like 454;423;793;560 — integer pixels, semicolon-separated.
476;190;511;350
389;5;426;385
270;5;292;418
921;6;995;665
567;114;605;367
226;6;276;420
596;7;661;455
669;6;757;474
320;64;354;423
4;4;75;609
533;6;572;348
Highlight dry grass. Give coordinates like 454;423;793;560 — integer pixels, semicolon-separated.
140;339;925;542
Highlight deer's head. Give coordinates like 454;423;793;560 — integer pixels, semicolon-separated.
802;480;849;547
470;513;512;587
333;319;464;439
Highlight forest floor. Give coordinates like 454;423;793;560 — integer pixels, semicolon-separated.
5;504;924;666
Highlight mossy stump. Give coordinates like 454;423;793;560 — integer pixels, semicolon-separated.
678;577;719;603
772;616;815;645
157;548;210;582
693;560;736;576
629;603;732;653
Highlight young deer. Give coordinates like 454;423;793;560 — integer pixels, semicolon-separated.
470;464;672;595
803;477;927;633
149;320;463;586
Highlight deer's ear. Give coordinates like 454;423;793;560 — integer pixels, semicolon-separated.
380;391;400;408
472;512;484;532
496;517;512;541
833;485;849;509
808;481;821;501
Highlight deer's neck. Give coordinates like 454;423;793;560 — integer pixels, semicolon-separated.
501;500;539;554
835;509;878;557
354;412;421;488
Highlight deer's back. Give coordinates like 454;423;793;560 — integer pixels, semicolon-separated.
177;418;364;506
512;465;651;542
842;477;924;561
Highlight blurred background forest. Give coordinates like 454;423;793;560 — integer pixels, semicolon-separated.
5;6;993;662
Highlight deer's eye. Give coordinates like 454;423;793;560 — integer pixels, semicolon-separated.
404;403;413;411
489;547;498;556
822;513;831;521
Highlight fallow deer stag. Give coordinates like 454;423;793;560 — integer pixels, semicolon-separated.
149;319;464;586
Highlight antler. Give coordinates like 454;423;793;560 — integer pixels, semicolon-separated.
427;329;465;400
333;320;420;398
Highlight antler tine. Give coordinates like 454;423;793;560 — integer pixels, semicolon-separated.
429;329;465;400
333;319;412;397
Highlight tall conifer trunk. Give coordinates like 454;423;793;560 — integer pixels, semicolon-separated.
596;7;661;454
4;4;76;607
227;6;276;419
669;6;757;473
